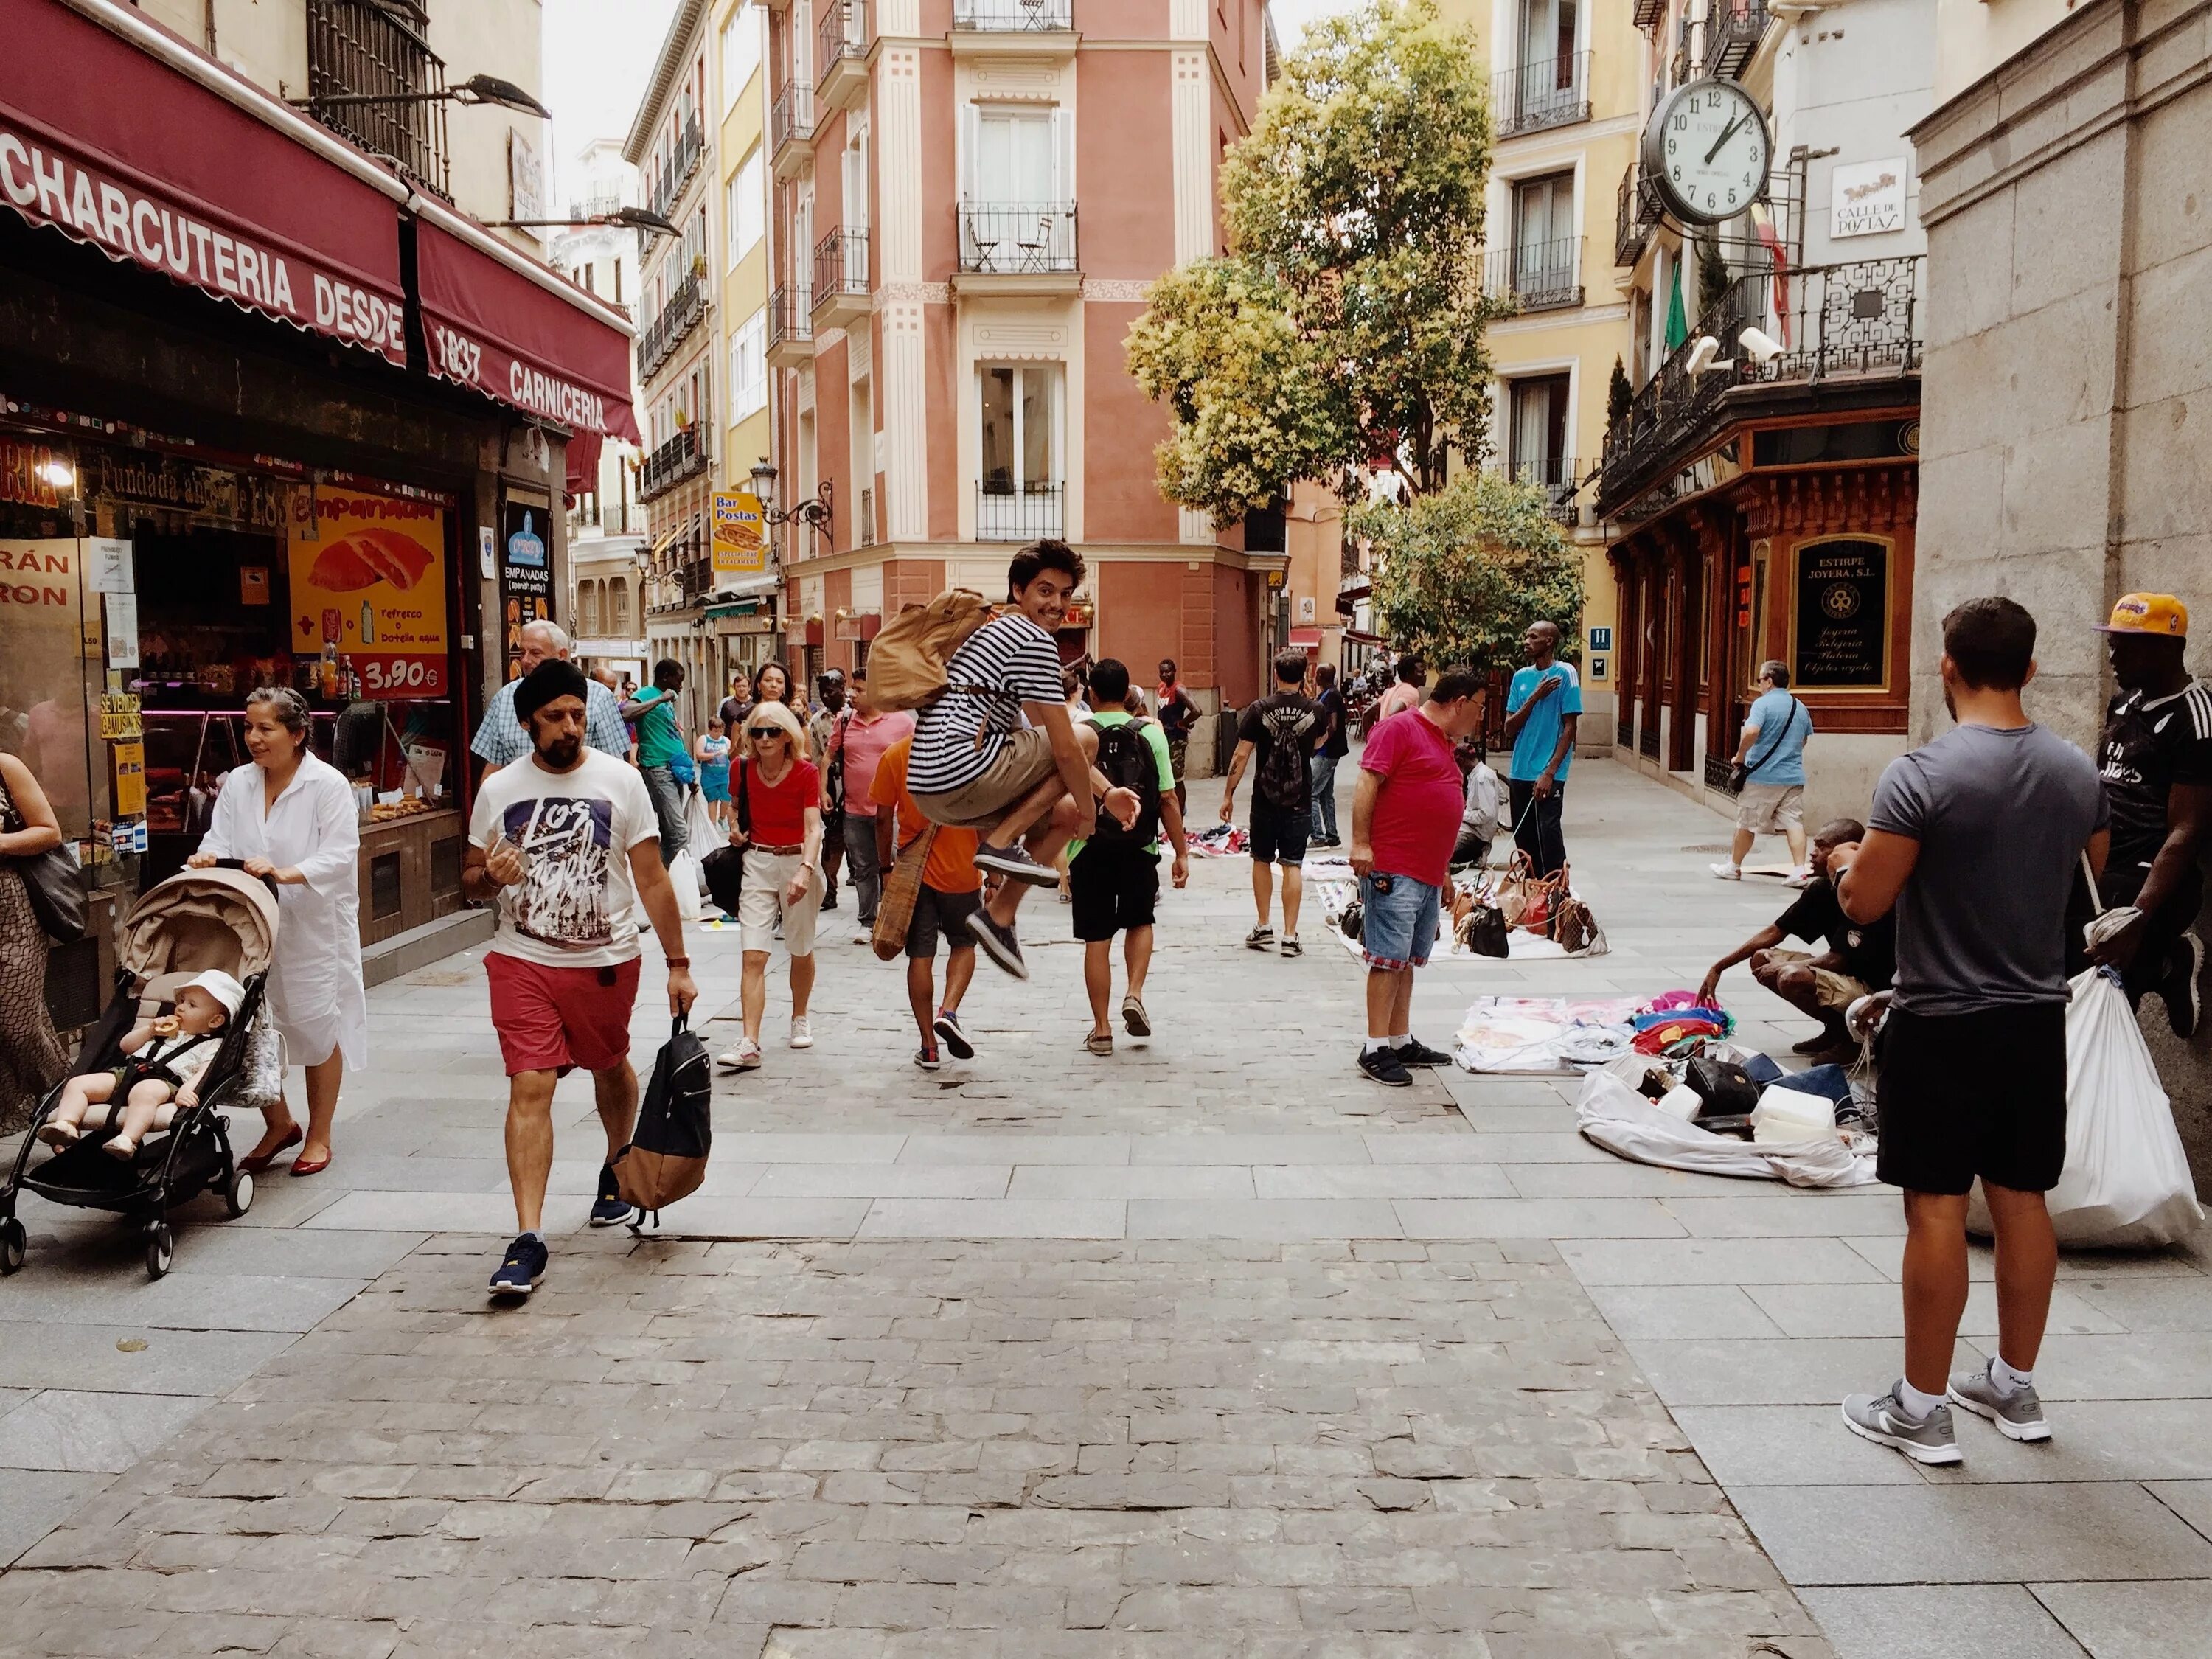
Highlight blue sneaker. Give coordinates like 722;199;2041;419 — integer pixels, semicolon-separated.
933;1007;975;1060
589;1164;633;1228
488;1233;549;1298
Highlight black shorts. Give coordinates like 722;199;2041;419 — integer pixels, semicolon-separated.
1248;800;1310;866
905;883;981;960
1874;1001;2068;1195
1069;841;1159;942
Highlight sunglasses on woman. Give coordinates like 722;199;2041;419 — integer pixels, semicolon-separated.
747;726;785;741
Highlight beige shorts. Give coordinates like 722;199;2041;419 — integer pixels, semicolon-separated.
1737;782;1805;835
1764;947;1870;1012
912;726;1058;832
738;846;824;956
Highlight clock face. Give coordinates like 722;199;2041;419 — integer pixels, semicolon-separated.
1646;78;1770;225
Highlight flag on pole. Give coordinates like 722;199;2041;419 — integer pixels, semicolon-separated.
1664;248;1688;352
1747;201;1791;347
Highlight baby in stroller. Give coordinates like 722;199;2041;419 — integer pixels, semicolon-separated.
38;970;244;1160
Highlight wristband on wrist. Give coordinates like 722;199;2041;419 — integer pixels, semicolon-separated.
664;956;691;968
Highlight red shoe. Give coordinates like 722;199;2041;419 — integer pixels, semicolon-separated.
236;1126;302;1175
289;1151;332;1178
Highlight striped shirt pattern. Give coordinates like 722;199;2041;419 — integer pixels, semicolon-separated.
908;613;1065;795
470;676;632;768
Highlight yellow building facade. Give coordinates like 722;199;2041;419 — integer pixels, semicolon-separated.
1439;0;1637;744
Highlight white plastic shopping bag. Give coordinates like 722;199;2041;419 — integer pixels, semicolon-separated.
1969;968;2204;1247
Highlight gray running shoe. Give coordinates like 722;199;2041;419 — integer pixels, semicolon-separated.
1949;1362;2051;1442
1842;1383;1962;1465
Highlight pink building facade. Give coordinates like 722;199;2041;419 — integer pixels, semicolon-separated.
762;0;1279;714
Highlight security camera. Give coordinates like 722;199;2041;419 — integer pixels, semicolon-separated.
1739;326;1784;365
1684;335;1723;375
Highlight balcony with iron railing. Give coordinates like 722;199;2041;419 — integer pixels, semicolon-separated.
1488;456;1585;526
305;0;449;196
956;202;1079;281
817;0;872;108
976;481;1064;542
647;115;704;220
771;82;815;176
1596;255;1926;518
638;428;710;502
1493;51;1590;138
953;0;1074;29
768;284;814;367
1483;237;1583;313
812;227;871;325
1703;0;1772;79
636;267;708;378
1615;164;1659;266
569;191;623;221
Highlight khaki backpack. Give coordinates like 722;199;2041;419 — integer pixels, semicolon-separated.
868;589;998;712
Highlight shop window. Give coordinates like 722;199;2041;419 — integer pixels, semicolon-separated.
369;851;403;919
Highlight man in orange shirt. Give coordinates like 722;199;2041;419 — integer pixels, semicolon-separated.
872;736;983;1069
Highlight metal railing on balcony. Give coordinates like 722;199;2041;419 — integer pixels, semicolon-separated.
1490;456;1585;524
1703;0;1771;79
636;268;707;378
1599;255;1926;511
953;0;1073;27
976;481;1064;542
771;81;815;153
639;428;710;502
769;284;813;352
1484;238;1582;312
1493;52;1590;137
569;192;623;221
858;487;877;547
817;0;870;85
647;116;704;220
1615;165;1658;266
305;0;449;196
813;227;870;304
958;202;1079;274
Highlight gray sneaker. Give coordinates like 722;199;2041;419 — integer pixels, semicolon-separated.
1842;1382;1963;1465
1949;1362;2051;1442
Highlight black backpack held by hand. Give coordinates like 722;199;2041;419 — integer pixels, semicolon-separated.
611;1015;712;1224
1086;717;1162;846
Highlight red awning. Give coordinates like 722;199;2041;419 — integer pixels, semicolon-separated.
1289;627;1324;647
416;215;639;442
0;0;408;363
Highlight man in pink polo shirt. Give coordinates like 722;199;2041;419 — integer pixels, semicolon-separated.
1349;664;1488;1086
824;665;914;944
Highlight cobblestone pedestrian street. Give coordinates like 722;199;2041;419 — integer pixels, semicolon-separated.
7;760;2212;1656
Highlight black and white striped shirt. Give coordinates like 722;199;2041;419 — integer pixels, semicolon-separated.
908;613;1065;795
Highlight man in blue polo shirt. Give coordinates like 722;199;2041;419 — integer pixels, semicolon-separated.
1500;619;1581;879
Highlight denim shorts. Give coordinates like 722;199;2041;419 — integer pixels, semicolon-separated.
1358;871;1442;970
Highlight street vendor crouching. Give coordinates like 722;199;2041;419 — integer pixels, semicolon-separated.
1697;818;1895;1064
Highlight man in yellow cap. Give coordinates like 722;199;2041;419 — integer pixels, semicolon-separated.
2080;592;2210;1034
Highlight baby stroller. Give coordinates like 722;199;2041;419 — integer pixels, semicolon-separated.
1;863;279;1280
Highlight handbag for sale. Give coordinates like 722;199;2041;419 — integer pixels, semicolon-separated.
1489;852;1535;927
1459;902;1509;959
872;824;938;962
1339;900;1364;943
1686;1055;1761;1119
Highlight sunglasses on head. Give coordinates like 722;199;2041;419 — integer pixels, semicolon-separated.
748;726;785;740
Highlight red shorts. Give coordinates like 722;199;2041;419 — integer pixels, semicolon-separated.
484;951;641;1077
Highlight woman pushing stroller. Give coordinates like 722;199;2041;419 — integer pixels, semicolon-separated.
38;970;243;1159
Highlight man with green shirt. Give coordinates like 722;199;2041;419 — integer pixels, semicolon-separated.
1068;659;1190;1055
621;658;689;869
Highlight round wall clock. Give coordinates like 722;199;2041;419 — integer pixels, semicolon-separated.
1641;77;1771;226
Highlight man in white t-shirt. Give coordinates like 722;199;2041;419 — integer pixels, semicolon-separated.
910;540;1136;980
464;658;698;1300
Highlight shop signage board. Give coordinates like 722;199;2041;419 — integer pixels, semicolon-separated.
498;500;553;681
111;739;145;817
712;491;768;580
1792;539;1888;688
288;490;449;698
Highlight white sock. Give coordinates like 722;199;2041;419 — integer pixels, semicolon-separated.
1896;1379;1944;1422
1363;1038;1390;1056
1390;1033;1413;1049
1991;1355;2034;1396
523;1229;546;1245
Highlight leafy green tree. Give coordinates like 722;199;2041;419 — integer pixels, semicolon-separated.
1354;471;1582;678
1124;0;1496;524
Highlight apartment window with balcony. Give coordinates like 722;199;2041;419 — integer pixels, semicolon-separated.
1507;374;1578;522
728;147;765;262
1499;0;1588;134
731;307;768;420
978;363;1063;540
721;1;761;109
960;105;1073;272
305;0;449;196
1506;172;1581;309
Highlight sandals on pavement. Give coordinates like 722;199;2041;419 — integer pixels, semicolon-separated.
1084;1031;1114;1057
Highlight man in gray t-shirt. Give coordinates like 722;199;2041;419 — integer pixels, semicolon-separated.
1830;597;2110;1468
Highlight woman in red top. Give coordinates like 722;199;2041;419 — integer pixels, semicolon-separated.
716;699;826;1072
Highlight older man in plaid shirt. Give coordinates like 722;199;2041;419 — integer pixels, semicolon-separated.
471;620;632;773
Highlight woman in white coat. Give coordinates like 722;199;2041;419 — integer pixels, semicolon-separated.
187;686;367;1176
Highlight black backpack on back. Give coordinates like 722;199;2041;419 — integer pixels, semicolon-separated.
611;1015;712;1222
1255;698;1318;812
1087;717;1162;846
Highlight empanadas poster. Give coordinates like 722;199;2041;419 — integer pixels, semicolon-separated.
288;493;448;686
